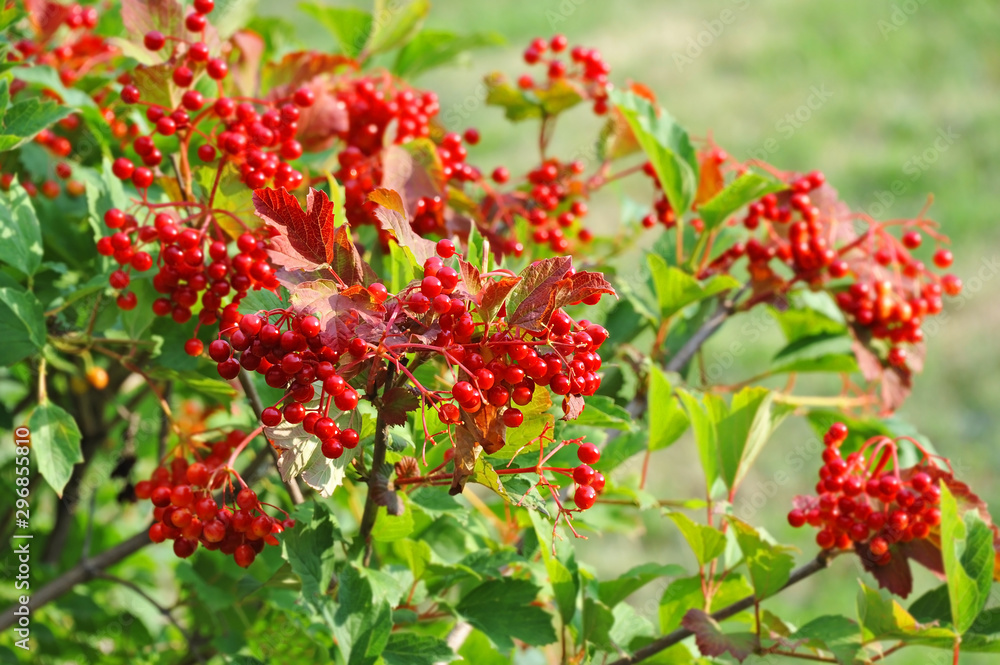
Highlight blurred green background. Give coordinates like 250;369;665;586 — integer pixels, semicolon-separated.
261;0;1000;660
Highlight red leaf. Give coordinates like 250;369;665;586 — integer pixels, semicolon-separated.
506;259;616;332
381;386;420;427
682;609;756;662
381;142;447;215
230;30;266;98
479;277;521;324
26;1;73;42
122;0;184;57
370;188;438;265
262;52;352;151
854;540;915;598
458;259;483;295
255;188;372;285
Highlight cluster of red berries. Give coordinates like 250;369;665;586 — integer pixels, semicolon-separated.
9;2;103;87
515;159;593;253
115;2;313;192
330;77;478;235
402;248;609;429
208;309;363;460
788;423;942;566
517;35;612;115
692;164;962;369
135;431;292;568
570;442;606;510
98;208;276;332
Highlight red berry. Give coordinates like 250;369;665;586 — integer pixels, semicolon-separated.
194;0;215;13
573;464;595;486
234;543;256;568
144;31;165;51
184;339;204;356
787;509;807;528
492;166;509;184
502;408;523;428
121;85;140;104
236;487;258;510
933;249;953;269
574;485;597;510
577;442;600;465
436;238;456;258
901;230;922;249
334;387;359;411
111;157;134;180
261;406;282;427
293;87;315;107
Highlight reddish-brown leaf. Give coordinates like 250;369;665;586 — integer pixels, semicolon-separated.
381;386;420;427
450;425;479;496
255;187;372;285
479;276;521;324
506;259;616;332
26;0;73;42
230;30;266;98
458;259;484;296
381;142;447;215
370;188;438;265
682;609;756;662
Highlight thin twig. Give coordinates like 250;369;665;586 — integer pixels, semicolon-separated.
358;363;396;565
237;370;304;505
665;287;747;374
605;551;836;665
95;572;206;665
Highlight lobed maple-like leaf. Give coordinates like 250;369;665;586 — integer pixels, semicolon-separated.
506;258;617;332
255;187;375;285
478;276;520;324
380;386;420;427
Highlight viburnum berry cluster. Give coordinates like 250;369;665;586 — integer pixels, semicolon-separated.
788;422;944;566
134;430;293;568
98;199;277;345
687;157;963;372
115;2;312;192
208;308;363;461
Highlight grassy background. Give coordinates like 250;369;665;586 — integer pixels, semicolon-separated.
278;0;1000;660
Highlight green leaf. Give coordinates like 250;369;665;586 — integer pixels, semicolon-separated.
382;633;454;665
0;286;47;366
716;388;791;492
0;181;43;276
648;366;690;451
120;278;158;340
371;499;414;542
856;582;955;641
572;395;632;431
333;565;393;665
148;369;237;404
367;0;430;56
456;578;557;650
387;238;417;294
281;502;340;602
547;555;578;624
609;89;698;217
727;518;795;599
667;512;726;566
28;402;83;497
698;171;786;231
598;563;686;608
582;596;615;650
771;353;859;375
484;75;541;122
659;574;752;633
791;615;861;665
677;389;725;493
298;4;373;58
394;29;503;78
940;483;994;634
458;630;510;664
238;287;286;316
0;98;72;152
647;254;738;319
